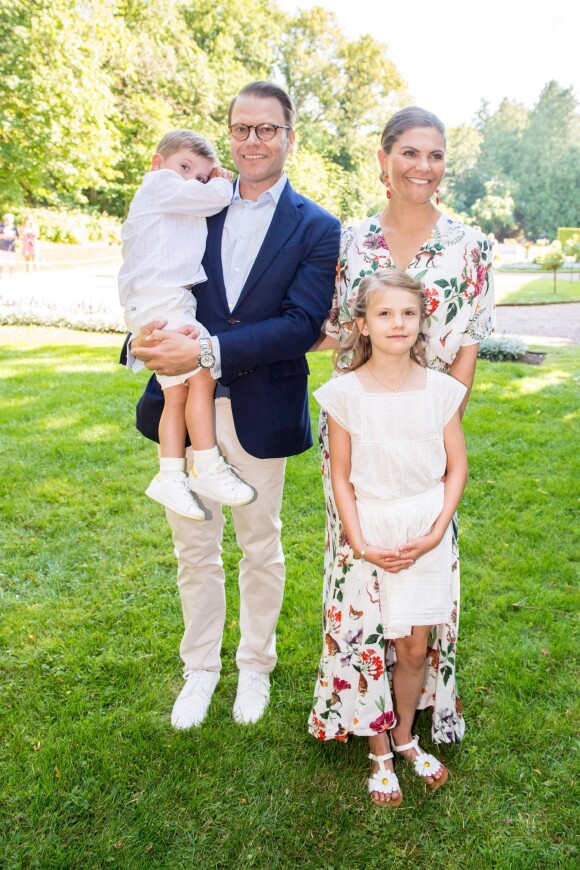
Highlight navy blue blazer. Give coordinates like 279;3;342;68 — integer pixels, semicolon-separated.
135;180;340;459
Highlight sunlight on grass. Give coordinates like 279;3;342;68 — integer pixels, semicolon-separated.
515;369;571;394
78;424;124;442
0;396;34;410
53;363;116;374
39;414;83;431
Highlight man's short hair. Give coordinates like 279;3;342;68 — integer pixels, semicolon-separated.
156;130;217;162
228;82;296;129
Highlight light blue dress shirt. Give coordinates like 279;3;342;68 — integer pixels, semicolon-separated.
211;173;288;378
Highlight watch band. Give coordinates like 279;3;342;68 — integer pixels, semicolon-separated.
197;337;215;369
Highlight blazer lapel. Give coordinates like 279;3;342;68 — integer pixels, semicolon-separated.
233;182;303;311
204;210;229;312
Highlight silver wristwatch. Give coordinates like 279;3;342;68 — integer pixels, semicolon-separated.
197;337;215;369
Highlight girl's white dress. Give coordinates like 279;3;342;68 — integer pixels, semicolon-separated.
309;214;494;745
309;368;466;740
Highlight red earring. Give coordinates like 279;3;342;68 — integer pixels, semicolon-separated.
435;188;440;205
385;179;391;199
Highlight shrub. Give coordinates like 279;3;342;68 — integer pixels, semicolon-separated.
557;227;580;248
477;334;526;362
0;207;121;244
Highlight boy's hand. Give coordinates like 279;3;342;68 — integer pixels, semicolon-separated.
131;319;167;349
210;166;234;182
174;324;201;339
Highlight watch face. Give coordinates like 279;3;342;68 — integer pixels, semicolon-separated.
199;352;215;368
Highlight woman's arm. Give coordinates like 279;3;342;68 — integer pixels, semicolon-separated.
448;343;479;417
309;333;341;352
328;415;414;572
399;410;468;562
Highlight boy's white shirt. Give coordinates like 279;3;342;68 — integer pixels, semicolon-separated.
118;169;232;306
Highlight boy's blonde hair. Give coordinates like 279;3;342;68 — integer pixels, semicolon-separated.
334;268;428;372
156;129;217;162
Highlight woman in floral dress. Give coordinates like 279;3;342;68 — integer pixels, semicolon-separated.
308;107;495;798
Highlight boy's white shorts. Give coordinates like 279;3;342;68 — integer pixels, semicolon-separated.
124;285;210;389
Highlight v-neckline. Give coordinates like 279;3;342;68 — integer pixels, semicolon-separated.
377;213;442;272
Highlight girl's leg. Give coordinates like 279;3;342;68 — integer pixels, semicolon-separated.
368;732;402;805
390;626;445;785
158;384;188;457
184;369;216;451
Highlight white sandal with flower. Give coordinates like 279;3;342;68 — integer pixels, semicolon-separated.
368;751;403;807
391;735;448;790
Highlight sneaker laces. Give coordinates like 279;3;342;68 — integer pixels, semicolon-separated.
240;672;269;695
209;460;246;489
183;669;213;696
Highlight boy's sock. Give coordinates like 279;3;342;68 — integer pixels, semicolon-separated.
192;446;220;475
159;457;186;478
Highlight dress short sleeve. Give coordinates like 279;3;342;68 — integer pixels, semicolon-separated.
314;376;351;432
441;373;468;425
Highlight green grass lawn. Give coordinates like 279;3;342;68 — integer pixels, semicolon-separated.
498;276;580;305
1;327;578;869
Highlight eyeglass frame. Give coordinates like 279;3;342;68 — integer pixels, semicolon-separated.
228;123;292;142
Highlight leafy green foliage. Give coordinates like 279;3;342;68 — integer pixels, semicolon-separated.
0;0;406;221
446;83;580;240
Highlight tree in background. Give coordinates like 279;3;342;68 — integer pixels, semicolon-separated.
2;1;577;236
446;82;580;240
471;180;517;239
0;0;405;221
515;82;580;239
0;0;120;206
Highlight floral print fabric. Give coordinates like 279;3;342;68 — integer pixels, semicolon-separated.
324;213;495;369
308;214;494;745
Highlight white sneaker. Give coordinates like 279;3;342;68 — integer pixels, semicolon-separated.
171;669;220;729
189;459;255;507
145;472;207;521
233;671;270;724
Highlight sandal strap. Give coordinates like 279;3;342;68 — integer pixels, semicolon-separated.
391;735;419;754
368;751;394;763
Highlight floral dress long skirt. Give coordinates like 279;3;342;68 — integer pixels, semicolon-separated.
307;412;465;744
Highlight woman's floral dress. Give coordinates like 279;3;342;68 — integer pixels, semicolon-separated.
308;213;495;745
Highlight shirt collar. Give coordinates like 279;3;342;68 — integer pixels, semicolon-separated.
232;173;288;204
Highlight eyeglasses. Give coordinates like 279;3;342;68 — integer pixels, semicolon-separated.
228;123;291;141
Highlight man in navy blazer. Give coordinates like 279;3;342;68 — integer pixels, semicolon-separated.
132;81;340;729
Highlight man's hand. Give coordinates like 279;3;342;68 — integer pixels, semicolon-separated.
132;330;202;376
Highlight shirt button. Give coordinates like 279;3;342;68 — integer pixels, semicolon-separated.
234;267;240;273
228;317;237;325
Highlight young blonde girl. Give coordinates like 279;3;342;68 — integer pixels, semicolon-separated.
309;269;468;807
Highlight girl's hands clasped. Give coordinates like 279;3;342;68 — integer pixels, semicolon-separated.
363;545;415;573
398;532;439;564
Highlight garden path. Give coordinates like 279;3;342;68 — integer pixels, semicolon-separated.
0;265;578;346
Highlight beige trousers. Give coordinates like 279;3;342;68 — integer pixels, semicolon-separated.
166;398;287;676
